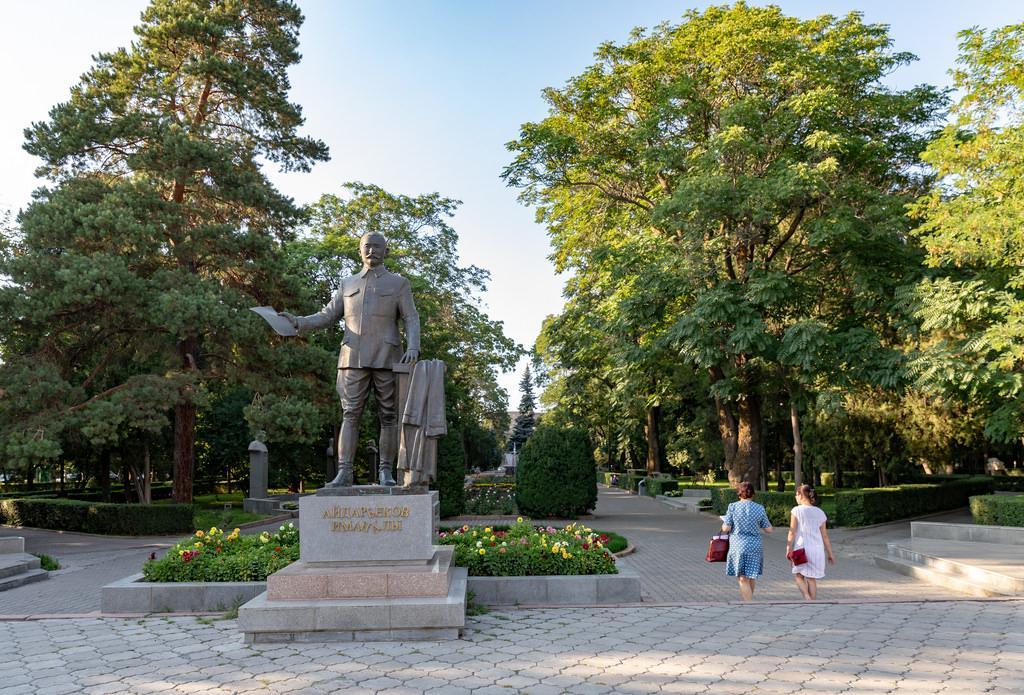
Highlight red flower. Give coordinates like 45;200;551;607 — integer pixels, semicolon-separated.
149;552;156;561
582;543;590;550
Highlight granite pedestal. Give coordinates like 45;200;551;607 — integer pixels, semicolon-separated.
239;488;465;643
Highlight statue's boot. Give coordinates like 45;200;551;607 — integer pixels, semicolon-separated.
378;462;397;487
326;462;354;488
378;424;398;486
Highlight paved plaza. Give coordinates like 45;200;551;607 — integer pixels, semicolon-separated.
2;600;1023;694
2;488;1023;693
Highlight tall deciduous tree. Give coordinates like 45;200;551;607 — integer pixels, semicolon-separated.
2;0;327;501
908;23;1024;443
504;3;943;483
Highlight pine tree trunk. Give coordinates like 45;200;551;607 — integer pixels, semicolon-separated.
791;398;804;487
172;337;198;504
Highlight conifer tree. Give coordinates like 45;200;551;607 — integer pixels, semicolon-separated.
2;0;328;501
509;366;537;451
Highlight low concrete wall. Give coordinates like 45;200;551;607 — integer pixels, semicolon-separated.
104;564;641;613
912;522;1024;546
101;573;265;614
468;564;641;606
0;537;25;554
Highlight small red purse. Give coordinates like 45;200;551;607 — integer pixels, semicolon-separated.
706;534;729;562
787;547;808;565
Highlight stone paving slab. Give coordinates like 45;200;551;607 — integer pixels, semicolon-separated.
1;600;1022;694
0;488;981;615
595;487;969;602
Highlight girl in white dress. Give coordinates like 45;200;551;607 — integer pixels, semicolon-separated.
786;484;835;600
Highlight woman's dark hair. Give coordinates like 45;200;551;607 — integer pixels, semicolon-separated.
737;482;755;499
797;484;817;504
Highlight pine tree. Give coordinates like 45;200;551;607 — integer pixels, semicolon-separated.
508;366;536;451
2;0;328;501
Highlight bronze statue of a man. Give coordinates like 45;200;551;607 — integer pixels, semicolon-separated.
282;232;419;487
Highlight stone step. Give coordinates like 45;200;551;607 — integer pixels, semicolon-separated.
0;553;41;580
912;521;1024;546
0;568;48;592
874;553;1008;598
656;495;709;512
883;541;1024;596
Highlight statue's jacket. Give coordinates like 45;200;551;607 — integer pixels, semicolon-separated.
296;267;420;370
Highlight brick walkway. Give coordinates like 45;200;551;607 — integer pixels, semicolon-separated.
2;600;1022;694
0;487;978;613
587;487;966;603
0;520;289;615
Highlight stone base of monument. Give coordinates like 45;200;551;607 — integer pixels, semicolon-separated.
238;488;466;643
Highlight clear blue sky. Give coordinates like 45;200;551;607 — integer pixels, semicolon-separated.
1;1;1020;401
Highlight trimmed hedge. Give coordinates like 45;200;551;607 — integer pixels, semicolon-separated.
710;488;795;527
820;471;878;488
642;478;678;496
834;476;995;527
433;421;466;518
970;494;1024;527
517;426;597;518
0;498;194;535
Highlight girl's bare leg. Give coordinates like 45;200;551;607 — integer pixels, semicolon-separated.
794;573;811;600
805;577;817;600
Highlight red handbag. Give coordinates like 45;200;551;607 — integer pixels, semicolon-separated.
787;547;808;565
706;534;729;562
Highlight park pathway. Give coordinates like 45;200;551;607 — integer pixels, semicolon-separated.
0;486;974;614
588;486;967;603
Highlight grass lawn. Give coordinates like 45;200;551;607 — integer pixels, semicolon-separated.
156;492;272;532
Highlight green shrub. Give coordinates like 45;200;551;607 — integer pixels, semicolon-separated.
143;524;299;582
438;520;616;576
970;495;1024;527
820;471;878;488
993;477;1024;492
433;421;466;518
834;476;995;526
710;488;794;527
0;498;194;535
33;553;60;571
643;478;678;496
516;426;597;518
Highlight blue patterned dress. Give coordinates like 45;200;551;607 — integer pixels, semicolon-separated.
723;500;772;578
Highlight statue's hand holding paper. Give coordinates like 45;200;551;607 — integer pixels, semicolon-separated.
250;306;298;337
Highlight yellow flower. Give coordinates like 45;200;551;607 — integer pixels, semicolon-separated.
517;517;524;523
232;528;240;535
178;549;185;556
209;527;217;535
551;546;559;554
194;542;202;549
478;548;486;555
490;535;496;542
484;527;491;534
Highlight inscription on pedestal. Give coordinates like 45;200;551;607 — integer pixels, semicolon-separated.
301;492;437;563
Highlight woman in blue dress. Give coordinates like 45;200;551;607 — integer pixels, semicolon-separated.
721;481;773;601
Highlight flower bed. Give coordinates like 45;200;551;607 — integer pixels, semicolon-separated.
463;484;517;515
142;523;299;582
438;519;618;576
